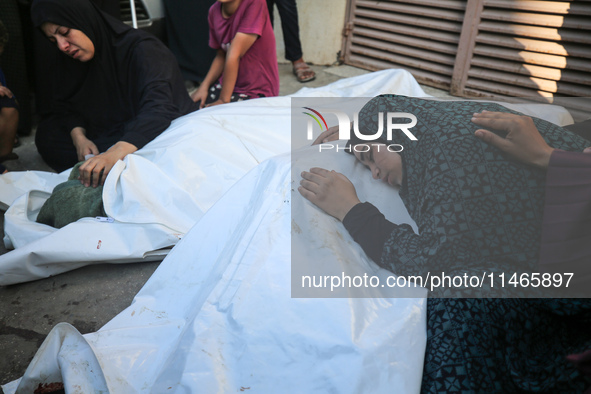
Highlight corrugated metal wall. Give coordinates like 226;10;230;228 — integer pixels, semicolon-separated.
342;0;591;111
341;0;468;90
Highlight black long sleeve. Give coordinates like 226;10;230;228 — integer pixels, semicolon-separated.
118;41;197;149
342;202;397;264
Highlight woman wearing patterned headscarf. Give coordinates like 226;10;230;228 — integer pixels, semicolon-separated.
300;95;591;392
31;0;196;186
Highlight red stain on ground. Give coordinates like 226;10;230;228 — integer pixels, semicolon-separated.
34;382;65;394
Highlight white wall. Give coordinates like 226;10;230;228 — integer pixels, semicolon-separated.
272;0;348;65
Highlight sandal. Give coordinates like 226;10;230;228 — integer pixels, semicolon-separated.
293;61;316;83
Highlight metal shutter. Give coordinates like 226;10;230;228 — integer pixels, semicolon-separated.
342;0;591;118
341;0;468;90
452;0;591;102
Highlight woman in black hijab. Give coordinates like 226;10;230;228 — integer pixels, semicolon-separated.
31;0;197;187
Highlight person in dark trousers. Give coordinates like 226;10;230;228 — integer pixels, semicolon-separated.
266;0;315;83
163;0;216;86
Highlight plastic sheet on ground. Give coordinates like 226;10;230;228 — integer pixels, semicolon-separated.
0;69;429;285
3;144;428;393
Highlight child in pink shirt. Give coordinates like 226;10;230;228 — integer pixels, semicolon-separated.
191;0;279;108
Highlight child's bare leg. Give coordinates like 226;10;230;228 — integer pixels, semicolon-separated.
0;107;18;158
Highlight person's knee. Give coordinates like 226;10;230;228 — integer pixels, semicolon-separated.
34;120;56;157
0;106;19;126
34;120;79;172
0;107;18;156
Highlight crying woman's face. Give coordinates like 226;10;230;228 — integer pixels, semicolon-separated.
41;22;95;62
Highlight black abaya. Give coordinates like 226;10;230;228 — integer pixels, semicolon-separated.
31;0;197;171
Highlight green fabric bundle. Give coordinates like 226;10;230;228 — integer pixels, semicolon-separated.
36;162;105;228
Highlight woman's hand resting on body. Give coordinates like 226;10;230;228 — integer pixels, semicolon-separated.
312;124;340;145
71;127;99;161
78;141;137;188
299;167;361;221
311;122;355;146
472;111;591;168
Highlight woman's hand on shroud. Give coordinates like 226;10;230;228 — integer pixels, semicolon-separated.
299;167;361;221
472;111;555;169
78;141;137;187
312;124;341;145
71;127;99;161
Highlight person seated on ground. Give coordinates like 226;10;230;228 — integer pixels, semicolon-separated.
191;0;279;108
299;95;591;392
31;0;197;186
0;19;19;172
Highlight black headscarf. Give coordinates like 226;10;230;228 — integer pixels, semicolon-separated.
31;0;196;148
